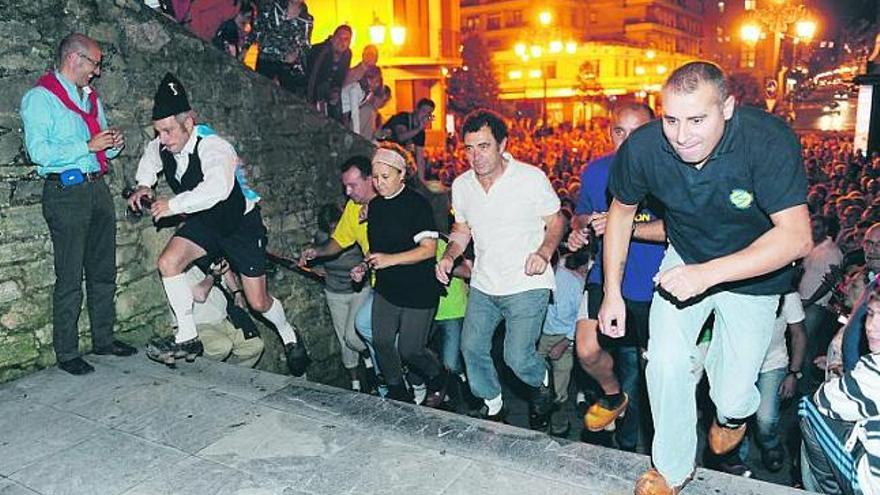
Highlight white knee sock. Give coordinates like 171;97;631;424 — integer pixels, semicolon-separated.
543;369;550;387
262;297;297;345
162;274;197;343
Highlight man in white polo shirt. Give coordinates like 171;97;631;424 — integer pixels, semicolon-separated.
436;109;565;424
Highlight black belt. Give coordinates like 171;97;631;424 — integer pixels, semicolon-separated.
44;171;104;182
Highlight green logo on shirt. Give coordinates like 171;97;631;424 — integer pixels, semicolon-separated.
729;189;753;210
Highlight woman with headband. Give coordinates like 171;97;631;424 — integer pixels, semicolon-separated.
362;143;446;405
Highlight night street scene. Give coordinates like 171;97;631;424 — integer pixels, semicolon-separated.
1;0;879;494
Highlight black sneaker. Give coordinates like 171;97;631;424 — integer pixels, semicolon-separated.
529;381;557;421
716;452;753;478
385;383;413;403
761;444;785;472
145;337;203;368
58;357;95;375
93;340;138;357
284;340;310;377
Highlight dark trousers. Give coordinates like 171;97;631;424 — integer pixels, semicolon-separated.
255;56;305;96
371;292;439;387
42;178;116;362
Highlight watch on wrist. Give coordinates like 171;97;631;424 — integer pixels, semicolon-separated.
788;369;803;380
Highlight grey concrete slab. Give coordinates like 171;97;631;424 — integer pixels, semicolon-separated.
299;435;471;495
0;479;40;495
68;379;262;454
440;462;586;495
0;356;807;495
198;408;361;486
0;399;103;475
1;357;170;409
9;429;188;495
97;354;293;402
120;456;295;495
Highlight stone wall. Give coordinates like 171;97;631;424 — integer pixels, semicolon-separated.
0;0;374;384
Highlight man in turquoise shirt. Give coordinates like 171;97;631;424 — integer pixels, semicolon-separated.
20;32;136;376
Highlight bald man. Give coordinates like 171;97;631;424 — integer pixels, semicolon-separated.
567;103;664;451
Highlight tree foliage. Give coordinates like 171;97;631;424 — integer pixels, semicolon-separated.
728;72;763;108
447;35;500;116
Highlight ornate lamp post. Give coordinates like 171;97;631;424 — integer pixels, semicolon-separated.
511;10;576;124
739;0;817;106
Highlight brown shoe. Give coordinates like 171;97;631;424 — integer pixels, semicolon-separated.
634;468;694;495
584;392;629;432
708;419;747;455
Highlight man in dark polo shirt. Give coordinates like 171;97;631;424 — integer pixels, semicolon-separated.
382;98;435;179
599;61;812;494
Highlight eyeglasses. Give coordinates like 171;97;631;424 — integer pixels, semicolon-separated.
78;52;102;68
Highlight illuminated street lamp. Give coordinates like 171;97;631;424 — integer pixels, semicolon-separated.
740;22;761;45
369;14;406;50
739;0;817;105
795;19;817;42
511;10;577;124
538;10;552;27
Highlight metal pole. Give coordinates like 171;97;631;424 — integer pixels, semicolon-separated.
543;64;548;125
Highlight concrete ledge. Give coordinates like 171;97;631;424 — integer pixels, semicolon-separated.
0;355;805;494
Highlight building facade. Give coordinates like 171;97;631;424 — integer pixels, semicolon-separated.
311;0;461;145
461;0;703;123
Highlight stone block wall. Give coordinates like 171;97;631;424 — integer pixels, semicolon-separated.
0;0;374;384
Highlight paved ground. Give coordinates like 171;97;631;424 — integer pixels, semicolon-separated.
0;354;809;495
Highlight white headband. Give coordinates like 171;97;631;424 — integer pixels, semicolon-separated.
372;148;407;173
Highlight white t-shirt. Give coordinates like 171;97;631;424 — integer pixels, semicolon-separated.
761;291;805;373
451;153;560;296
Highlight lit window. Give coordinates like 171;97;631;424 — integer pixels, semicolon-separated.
744;0;756;10
718;1;725;13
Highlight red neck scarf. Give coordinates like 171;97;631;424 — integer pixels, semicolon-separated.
35;71;108;173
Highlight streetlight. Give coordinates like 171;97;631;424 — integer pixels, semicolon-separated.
739;0;816;105
740;22;761;45
369;13;406;52
510;10;575;125
538;10;552;27
795;19;817;41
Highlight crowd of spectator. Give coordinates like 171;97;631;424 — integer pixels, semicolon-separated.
125;4;880;491
416;121;880;491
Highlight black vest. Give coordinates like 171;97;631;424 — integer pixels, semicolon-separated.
160;136;245;236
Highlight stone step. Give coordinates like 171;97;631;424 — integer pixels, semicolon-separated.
0;355;805;494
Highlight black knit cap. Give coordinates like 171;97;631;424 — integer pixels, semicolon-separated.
152;72;191;120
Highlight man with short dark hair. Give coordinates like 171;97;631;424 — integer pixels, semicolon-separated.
383;98;435;178
21;32;136;376
129;73;309;376
600;61;812;494
299;156;376;381
437;109;565;426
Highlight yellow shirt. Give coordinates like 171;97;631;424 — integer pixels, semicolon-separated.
331;200;370;254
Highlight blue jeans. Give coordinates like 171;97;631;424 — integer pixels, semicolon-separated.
740;367;786;459
646;247;778;486
354;289;377;363
433;318;464;375
461;288;550;400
